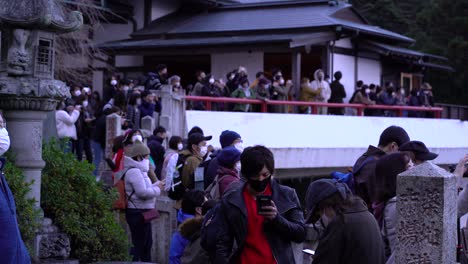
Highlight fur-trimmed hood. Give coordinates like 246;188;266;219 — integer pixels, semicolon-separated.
179;216;204;240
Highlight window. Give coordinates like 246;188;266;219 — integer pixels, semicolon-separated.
35;38;54;77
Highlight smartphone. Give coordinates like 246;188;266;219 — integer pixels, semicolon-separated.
302;249;315;256
256;195;272;214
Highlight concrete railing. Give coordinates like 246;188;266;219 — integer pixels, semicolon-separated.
436;103;468;120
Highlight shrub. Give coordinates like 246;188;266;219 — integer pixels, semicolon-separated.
3;154;42;252
41;139;130;263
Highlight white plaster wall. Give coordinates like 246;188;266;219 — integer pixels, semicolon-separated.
332;53;355;102
115;55;144;67
357;57;381;87
211;52;264;83
186;111;468;169
335;38;353;49
151;0;181;21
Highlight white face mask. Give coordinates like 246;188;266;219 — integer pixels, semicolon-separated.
82;100;89;108
132;135;143;143
83;87;90;93
111;80;118;86
123;86;130;91
235;161;241;172
209;78;215;84
365;88;371;94
400;90;405;96
175;82;180;87
234;142;244;153
136;98;142;105
279;79;285;85
177;143;183;151
199;145;208;157
74;90;81;96
140;158;150;172
264;84;270;89
229;74;235;80
0;127;10;156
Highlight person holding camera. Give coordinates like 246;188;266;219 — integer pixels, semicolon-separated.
212;145;305;264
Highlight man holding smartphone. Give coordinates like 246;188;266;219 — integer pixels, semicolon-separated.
212;145;305;264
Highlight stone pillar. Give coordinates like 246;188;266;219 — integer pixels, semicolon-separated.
152;196;177;264
396;162;457;264
4;110;47;207
105;113;122;160
158;85;172;133
141;115;155;136
291;51;302;101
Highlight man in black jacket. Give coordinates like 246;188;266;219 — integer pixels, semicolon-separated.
328;71;346;115
212;145;305;264
147;126;167;179
353;125;410;209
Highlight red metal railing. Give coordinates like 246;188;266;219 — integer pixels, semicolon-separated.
184;96;443;118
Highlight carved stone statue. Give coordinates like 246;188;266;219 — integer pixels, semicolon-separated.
7;29;33;76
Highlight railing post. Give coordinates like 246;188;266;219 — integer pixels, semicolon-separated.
435;110;441;119
398;108;404;117
357;106;363;116
261;101;267;113
205;101;212;111
311;105;318;115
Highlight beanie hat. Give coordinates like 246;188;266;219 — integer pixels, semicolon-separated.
378;126;410;147
125;141;150;158
220;130;241;148
217;146;241;168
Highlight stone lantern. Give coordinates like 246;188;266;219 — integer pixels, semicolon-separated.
0;0;82;261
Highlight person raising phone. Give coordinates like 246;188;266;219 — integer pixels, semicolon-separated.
211;145;305;264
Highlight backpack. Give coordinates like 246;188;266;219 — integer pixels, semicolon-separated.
113;168;135;210
168;153;190;200
330;156;376;193
200;202;223;256
205;174;230;201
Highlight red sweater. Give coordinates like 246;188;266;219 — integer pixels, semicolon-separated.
239;184;276;264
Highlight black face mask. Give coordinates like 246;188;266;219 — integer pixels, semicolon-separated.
248;176;271;193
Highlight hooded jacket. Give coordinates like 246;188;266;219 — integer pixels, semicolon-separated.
169;210;195;264
217;166;240;197
312;197;385;264
147;135;165;179
310;70;331;102
123;156;161;209
214;179;305;264
55;109;80;140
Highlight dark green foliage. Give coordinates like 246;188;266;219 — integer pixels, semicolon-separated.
41;139;130;263
3;154;41;252
353;0;468;105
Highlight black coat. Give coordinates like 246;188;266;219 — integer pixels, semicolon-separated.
312;198;385;264
147;135;165;179
214;179;306;264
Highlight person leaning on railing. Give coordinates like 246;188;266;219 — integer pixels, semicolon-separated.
230;77;256;112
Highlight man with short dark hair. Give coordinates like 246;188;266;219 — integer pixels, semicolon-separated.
328;71;346;115
169;190;206;264
139;90;161;117
213;145;305;263
147;126;167;179
353;126;410;208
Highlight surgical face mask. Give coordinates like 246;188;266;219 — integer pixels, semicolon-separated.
132;135;143;143
264;84;270;89
279;79;285;85
123;86;129;91
234;142;244;152
199;145;208;157
140;158;150;172
400;90;405;96
83;87;90;93
424;90;430;95
365;88;371;94
209;78;215;84
248;176;271;193
175;82;180;87
110;80;117;86
82;100;89;108
177;143;183;151
229;74;235;80
74;90;81;96
0;127;10;156
235;162;241;172
136;98;142;105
